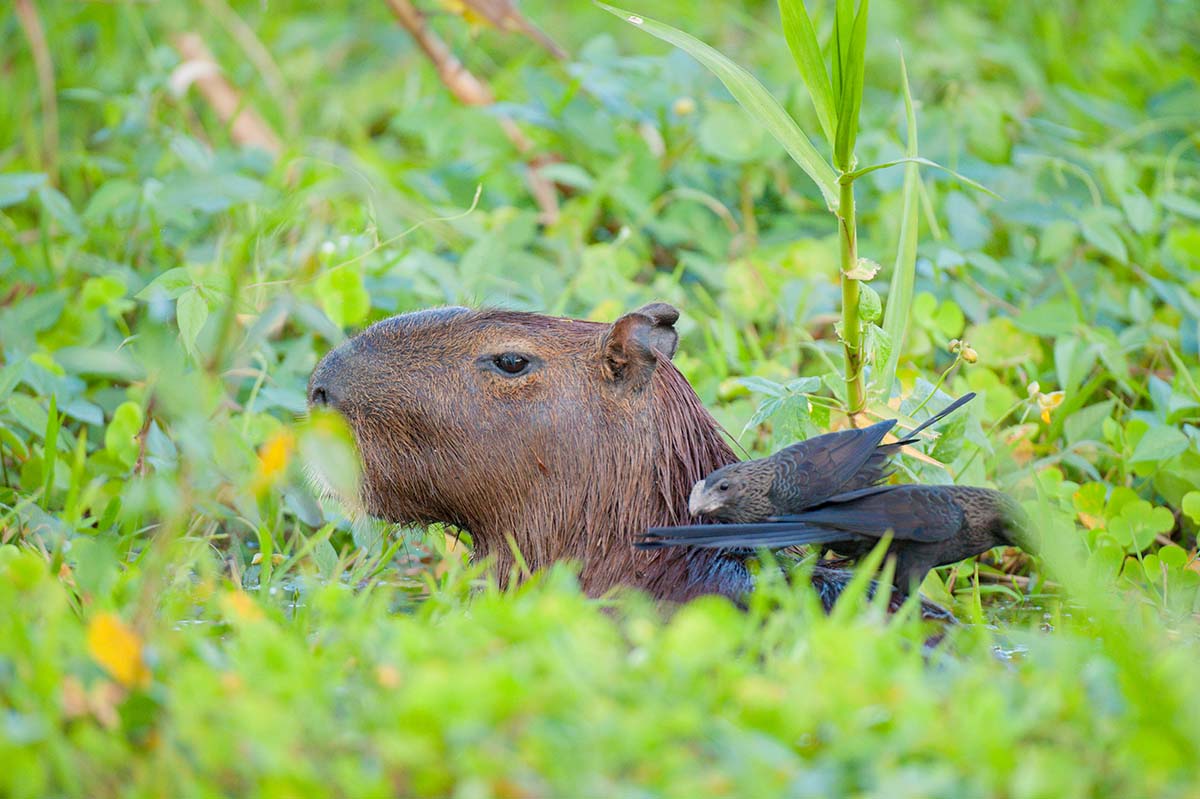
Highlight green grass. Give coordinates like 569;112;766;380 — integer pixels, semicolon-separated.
2;0;1200;795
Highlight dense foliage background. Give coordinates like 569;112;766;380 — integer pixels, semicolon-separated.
2;0;1199;795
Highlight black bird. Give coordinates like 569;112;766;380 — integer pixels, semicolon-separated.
687;393;975;524
639;484;1032;594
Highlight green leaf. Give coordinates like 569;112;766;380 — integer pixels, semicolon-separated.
38;185;84;237
0;361;21;406
535;163;594;191
859;284;882;322
933;301;965;338
1038;220;1078;262
878;49;918;401
105;401;144;470
1120;191;1156;235
70;537;120;598
832;0;868;171
733;376;787;398
1182;492;1200;525
741;397;783;439
1108;500;1174;554
83;179;141;224
176;288;209;358
1079;214;1128;264
1129;425;1189;465
1160;192;1200;220
1064;400;1115;445
597;3;839;210
313;538;339;579
831;0;855;105
8;394;49;439
0;172;47;208
777;0;837;147
352;519;384;555
315;266;371;328
1158;544;1188;570
784;376;823;394
136;267;194;301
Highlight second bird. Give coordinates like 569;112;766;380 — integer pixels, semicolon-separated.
639;483;1033;595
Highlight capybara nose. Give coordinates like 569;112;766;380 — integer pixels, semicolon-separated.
307;374;339;409
307;350;349;410
309;383;330;407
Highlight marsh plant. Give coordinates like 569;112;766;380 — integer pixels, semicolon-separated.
603;0;993;418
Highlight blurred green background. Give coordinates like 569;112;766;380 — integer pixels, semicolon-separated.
2;0;1200;796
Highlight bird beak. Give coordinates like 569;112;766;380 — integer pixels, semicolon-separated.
688;480;718;517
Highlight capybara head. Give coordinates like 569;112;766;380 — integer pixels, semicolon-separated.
307;302;747;600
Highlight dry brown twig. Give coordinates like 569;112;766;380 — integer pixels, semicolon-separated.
383;0;559;223
170;33;282;155
445;0;567;60
199;0;300;137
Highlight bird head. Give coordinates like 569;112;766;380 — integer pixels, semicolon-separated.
688;462;755;520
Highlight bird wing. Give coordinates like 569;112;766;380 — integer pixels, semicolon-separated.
832;450;894;494
761;394;977;511
779;484;966;543
765;420;897;512
826;393;976;494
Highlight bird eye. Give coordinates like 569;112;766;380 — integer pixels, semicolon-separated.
493;353;530;375
718;481;730;491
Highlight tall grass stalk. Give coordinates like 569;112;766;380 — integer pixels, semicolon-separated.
837;179;864;412
601;0;878;417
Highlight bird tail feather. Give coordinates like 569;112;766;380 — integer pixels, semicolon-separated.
899;392;976;444
637;522;854;550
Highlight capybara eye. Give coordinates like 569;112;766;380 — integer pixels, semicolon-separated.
494;353;530;375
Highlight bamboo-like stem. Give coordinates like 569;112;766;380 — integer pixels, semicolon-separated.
838;178;864;416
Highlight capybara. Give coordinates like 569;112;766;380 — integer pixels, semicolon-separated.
307;302;952;618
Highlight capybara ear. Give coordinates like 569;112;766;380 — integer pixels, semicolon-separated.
601;302;680;386
632;302;679;359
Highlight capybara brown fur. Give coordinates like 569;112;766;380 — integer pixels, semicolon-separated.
307;302;952;619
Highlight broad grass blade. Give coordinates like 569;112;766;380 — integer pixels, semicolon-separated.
832;0;855;105
833;0;868;170
778;0;837;147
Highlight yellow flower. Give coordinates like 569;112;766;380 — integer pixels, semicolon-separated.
254;429;295;493
222;590;264;623
86;613;150;688
1037;390;1065;424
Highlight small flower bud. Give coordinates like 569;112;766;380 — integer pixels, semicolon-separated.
673;97;697;116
